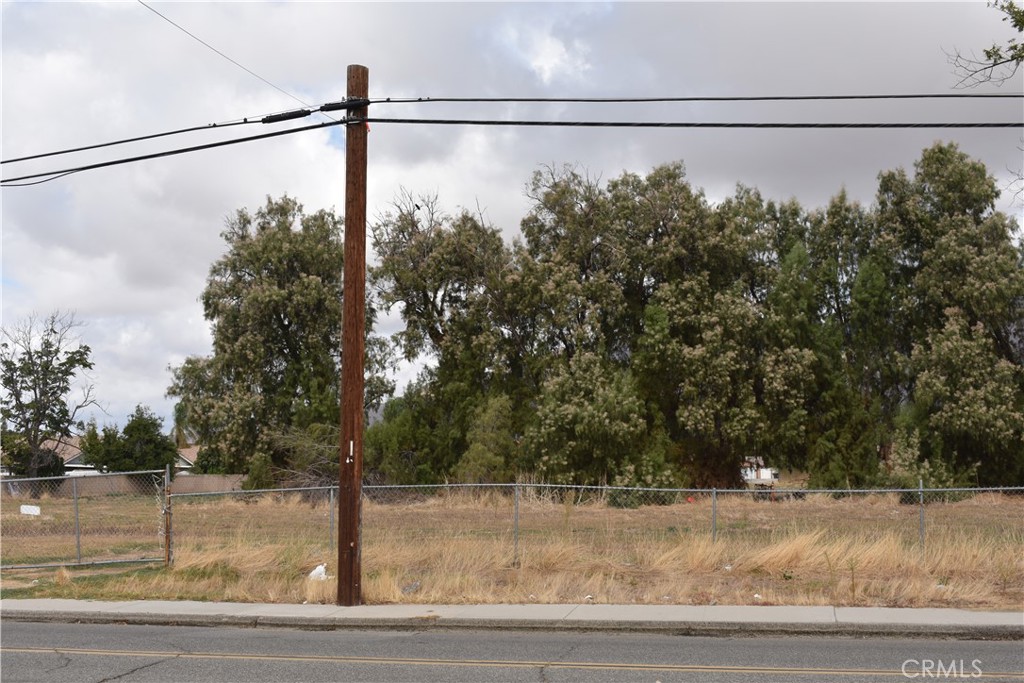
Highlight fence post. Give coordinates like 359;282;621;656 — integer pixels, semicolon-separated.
329;486;336;553
164;465;173;566
72;478;82;564
513;483;521;568
918;478;925;551
712;488;718;542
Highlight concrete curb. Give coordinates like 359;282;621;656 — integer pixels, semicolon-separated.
2;603;1021;640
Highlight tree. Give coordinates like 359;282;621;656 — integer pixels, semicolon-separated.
0;311;96;478
910;309;1024;485
950;1;1024;87
800;193;893;487
167;195;393;478
364;379;475;484
519;165;629;366
629;182;782;487
371;192;521;480
372;192;509;362
948;1;1024;203
525;352;647;485
170;401;198;449
760;244;819;472
454;394;516;483
81;405;178;473
368;147;1023;487
636;282;763;488
1;427;63;479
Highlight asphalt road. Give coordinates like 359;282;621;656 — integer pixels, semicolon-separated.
2;622;1023;683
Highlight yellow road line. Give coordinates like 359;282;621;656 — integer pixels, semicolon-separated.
4;646;1024;679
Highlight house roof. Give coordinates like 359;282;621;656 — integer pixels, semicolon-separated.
176;446;199;467
39;436;84;464
38;436;196;469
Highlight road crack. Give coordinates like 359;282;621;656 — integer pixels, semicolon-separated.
44;653;72;675
536;637;583;682
94;656;176;682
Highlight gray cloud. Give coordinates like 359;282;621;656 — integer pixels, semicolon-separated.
3;1;1021;429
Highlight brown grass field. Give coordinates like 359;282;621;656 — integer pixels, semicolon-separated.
2;487;1022;609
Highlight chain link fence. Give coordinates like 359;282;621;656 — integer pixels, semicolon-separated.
168;486;336;565
0;470;167;570
3;478;1020;572
165;483;1024;568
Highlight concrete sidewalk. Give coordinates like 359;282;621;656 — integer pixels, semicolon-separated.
2;599;1021;639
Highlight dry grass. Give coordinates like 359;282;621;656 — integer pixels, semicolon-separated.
2;488;1021;609
0;490;164;566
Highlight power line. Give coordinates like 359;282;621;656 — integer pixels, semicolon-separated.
2;99;367;166
136;0;336;122
372;93;1024;104
1;118;350;186
0;171;82;187
7;90;1019;167
4;115;1019;187
5;84;1020;172
1;120;255;165
359;117;1022;129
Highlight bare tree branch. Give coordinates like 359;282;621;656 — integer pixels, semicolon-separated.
947;49;1021;88
0;311;99;477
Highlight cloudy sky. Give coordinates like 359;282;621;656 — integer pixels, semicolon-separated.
2;1;1022;432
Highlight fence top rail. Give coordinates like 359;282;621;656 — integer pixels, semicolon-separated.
1;469;164;485
360;483;715;493
167;482;1024;498
359;483;1024;495
170;485;334;499
708;485;1024;491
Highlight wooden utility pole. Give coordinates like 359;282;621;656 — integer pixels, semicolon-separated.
338;64;368;606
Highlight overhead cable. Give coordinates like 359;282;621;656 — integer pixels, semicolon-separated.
0;171;82;188
5;93;1014;166
12;91;1013;166
4;115;1019;187
136;0;336;122
2;99;369;166
1;120;256;165
372;93;1024;104
358;117;1022;129
1;118;349;186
